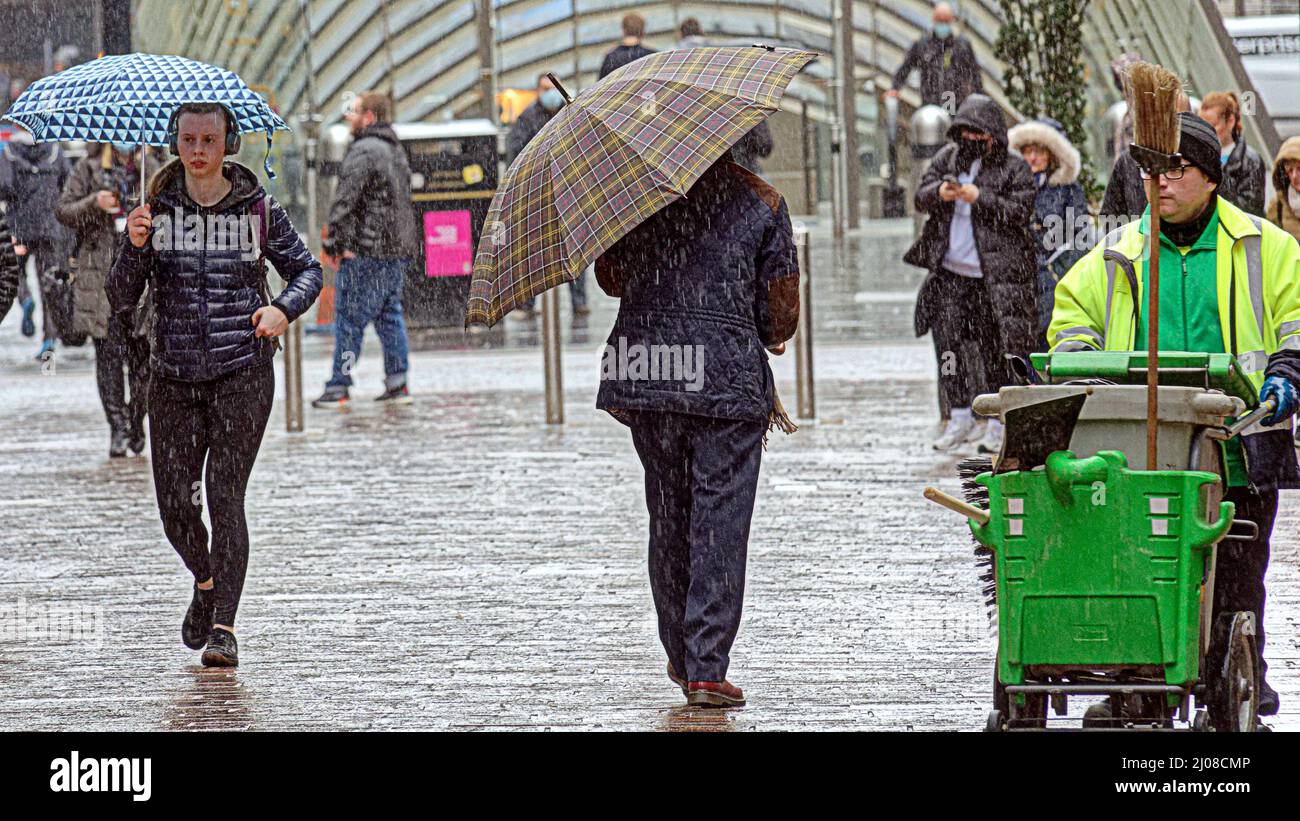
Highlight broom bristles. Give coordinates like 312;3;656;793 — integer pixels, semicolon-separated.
1123;61;1183;155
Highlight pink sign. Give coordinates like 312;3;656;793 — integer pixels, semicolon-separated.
423;210;473;277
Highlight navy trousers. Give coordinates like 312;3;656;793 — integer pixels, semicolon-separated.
627;410;765;683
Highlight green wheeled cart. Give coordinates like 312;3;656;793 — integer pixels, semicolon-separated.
931;352;1269;731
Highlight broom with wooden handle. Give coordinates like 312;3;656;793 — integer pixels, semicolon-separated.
1123;62;1183;470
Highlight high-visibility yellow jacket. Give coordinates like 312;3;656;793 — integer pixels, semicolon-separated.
1048;195;1300;488
1050;196;1300;392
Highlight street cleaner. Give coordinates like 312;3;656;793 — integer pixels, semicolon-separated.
1049;112;1300;719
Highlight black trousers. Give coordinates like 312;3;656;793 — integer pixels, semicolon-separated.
16;239;61;340
92;313;150;438
1218;486;1277;678
627;410;765;683
149;362;274;627
928;268;1006;408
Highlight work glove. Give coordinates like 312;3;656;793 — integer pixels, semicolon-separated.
1259;376;1298;426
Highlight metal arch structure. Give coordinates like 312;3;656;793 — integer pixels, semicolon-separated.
131;0;1273;182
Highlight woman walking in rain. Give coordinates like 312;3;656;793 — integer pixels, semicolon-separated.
109;103;322;666
595;153;800;707
1007;117;1089;350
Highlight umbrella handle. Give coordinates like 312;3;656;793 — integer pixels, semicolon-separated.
547;73;573;105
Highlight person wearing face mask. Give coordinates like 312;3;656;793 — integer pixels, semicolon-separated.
506;73;589;319
907;93;1037;455
1266;136;1300;246
1007;117;1090;348
886;2;984;110
1199;91;1266;217
56;142;161;457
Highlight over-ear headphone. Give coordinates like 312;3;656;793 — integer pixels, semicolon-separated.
167;105;241;157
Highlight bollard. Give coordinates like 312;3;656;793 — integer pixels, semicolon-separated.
541;286;564;424
793;225;815;419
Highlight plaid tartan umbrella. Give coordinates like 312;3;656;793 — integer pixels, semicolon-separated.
465;45;817;327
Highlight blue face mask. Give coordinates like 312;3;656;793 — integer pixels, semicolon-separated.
934;23;953;38
112;142;135;155
540;88;565;112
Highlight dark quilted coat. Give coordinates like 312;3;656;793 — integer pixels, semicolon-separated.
0;211;21;317
107;161;322;382
594;160;800;424
906;93;1039;357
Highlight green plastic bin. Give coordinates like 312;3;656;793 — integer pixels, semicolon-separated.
970;450;1234;690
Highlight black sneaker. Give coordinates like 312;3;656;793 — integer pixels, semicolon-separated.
128;431;146;455
374;385;412;404
311;386;350;409
182;585;215;649
201;627;238;667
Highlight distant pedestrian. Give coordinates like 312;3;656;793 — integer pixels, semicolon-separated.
1199;91;1266;217
886;2;984;110
0;210;21;318
907;94;1037;455
676;17;707;49
507;74;588;319
595;156;799;708
314;91;419;409
0;128;70;353
1266;136;1300;244
56;143;161;457
599;13;655;80
109;102;322;667
1007;117;1089;347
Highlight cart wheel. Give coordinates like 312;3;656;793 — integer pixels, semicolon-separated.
985;710;1005;732
1209;614;1259;733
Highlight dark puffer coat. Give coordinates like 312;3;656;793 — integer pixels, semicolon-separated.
324;123;419;259
0;211;21;317
107;161;322;382
1218;138;1267;217
907;93;1039;356
594;160;800;424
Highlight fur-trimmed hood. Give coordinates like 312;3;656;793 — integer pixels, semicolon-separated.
1272;136;1300;194
1007;117;1080;186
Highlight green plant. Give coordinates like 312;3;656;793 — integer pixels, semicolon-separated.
995;0;1101;202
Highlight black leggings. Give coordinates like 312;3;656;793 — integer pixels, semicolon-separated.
149;362;274;627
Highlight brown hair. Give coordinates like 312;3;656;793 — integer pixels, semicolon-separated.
622;13;645;38
679;18;702;39
357;91;393;124
1200;91;1242;139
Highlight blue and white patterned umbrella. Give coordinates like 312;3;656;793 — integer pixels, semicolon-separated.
1;53;290;178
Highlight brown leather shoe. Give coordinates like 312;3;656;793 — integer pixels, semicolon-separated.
666;662;687;695
687;680;745;707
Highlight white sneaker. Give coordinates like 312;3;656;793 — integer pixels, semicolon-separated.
962;419;987;447
977;419;1004;455
934;415;975;450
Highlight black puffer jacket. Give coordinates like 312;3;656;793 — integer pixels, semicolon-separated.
324;123;418;259
1218;138;1267;217
107;161;322;382
594;160;800;424
0;211;21;318
907;94;1038;355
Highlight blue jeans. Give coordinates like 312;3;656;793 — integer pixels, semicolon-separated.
327;256;411;390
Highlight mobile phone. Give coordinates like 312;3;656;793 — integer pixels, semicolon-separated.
942;174;960;186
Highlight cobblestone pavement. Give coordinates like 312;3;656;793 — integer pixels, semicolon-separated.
1;221;1296;731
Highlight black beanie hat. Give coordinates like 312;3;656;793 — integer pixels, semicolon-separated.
1176;112;1223;186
